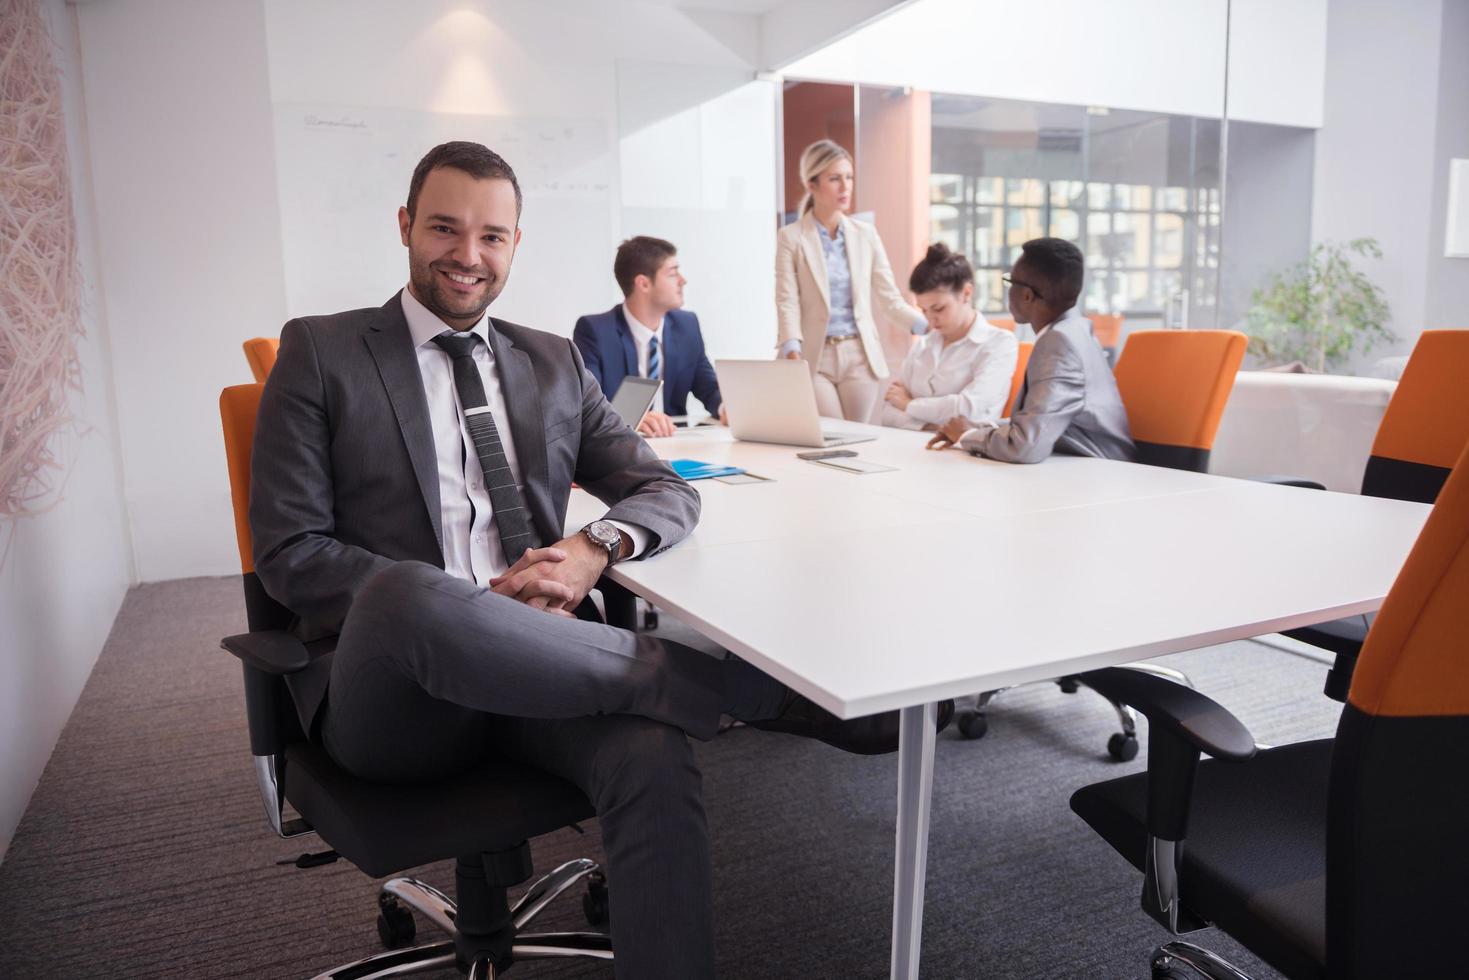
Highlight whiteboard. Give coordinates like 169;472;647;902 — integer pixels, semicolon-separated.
272;102;615;334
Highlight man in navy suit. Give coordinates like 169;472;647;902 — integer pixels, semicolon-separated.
573;236;725;438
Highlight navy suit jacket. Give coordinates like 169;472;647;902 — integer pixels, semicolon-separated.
572;305;722;417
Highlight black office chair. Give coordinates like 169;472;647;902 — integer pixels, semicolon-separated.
1067;439;1469;980
1274;330;1469;702
220;383;613;979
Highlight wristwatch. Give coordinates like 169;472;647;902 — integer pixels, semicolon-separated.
581;520;624;565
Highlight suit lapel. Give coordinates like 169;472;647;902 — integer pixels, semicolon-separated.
799;214;831;311
841;214;869;294
613;306;639;379
1015;320;1062;413
486;320;550;544
363;294;444;552
665;313;683;376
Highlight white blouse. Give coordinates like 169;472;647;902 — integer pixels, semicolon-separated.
881;317;1019;430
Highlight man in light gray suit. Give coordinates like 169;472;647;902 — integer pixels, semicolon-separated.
250;142;915;979
926;237;1135;463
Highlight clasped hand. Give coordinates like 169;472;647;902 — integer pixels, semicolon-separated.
925;416;975;450
488;535;607;617
884;380;913;411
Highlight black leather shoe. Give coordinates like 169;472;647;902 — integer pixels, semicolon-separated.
748;694;954;756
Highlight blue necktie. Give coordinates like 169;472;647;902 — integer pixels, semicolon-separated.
647;334;661;380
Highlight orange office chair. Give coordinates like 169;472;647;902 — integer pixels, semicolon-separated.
1070;437;1469;980
1113;330;1248;473
1280;329;1469;700
243;337;279;382
1002;341;1034;417
219;384;613;979
988;316;1017;332
1353;329;1469;503
1087;313;1123;349
958;330;1248;758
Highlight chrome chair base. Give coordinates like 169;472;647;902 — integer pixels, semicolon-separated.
1151;940;1257;980
307;859;613;980
957;662;1196;760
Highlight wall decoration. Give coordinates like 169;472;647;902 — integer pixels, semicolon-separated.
0;0;84;521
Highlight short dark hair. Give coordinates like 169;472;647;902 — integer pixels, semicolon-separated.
1016;237;1085;309
613;236;677;296
909;242;974;294
405;141;522;222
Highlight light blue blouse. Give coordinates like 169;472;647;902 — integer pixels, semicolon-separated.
819;222;859;338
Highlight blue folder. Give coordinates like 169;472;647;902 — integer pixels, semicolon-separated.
669;459;745;481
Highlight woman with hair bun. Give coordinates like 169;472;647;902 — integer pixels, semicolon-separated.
775;139;930;421
880;243;1018;431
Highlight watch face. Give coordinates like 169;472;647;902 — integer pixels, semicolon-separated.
586;521;618;547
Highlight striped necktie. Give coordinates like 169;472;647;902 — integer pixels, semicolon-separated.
647;333;661;380
430;333;538;563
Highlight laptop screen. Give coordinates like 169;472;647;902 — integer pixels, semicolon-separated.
609;376;661;428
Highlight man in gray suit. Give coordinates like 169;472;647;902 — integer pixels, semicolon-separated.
250;142;914;979
926;237;1135;463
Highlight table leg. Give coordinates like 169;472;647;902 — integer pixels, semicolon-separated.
891;701;937;980
599;579;638;631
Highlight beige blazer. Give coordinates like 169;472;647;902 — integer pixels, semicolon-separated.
775;212;923;379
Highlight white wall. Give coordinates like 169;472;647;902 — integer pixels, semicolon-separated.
759;0;914;69
618;65;780;362
264;0;623;334
780;0;1327;129
1222;122;1317;331
1426;0;1469;330
265;0;775;348
0;0;134;862
67;0;782;582
76;0;288;583
1311;0;1445;366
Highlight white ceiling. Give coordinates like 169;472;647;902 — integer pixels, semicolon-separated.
639;0;792;13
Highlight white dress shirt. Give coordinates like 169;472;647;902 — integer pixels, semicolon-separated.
881;315;1018;430
402;287;645;585
621;303;666;381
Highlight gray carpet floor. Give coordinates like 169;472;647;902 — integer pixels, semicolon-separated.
0;576;1343;979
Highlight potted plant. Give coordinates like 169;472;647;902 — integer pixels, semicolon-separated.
1245;238;1395;373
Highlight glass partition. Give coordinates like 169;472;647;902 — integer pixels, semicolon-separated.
930;96;1228;328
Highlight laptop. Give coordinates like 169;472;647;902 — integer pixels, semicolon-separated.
609;376;662;429
714;359;876;448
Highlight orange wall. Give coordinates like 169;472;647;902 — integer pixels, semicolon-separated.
858;87;932;369
782;81;857;215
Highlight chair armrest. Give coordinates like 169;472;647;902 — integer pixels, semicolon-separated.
221;630;312;675
1078;667;1256;761
1080;667;1258;933
1248;474;1326;491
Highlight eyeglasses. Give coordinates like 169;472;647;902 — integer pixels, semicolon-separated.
1002;275;1044;300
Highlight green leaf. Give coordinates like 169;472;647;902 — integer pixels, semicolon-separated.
1243;238;1396;372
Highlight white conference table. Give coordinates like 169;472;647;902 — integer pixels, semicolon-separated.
566;423;1430;979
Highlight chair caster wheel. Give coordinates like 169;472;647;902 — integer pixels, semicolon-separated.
1151;956;1193;980
956;710;988;740
643;609;659;631
583;870;610;926
1107;732;1139;761
1057;676;1080;694
377;896;416;949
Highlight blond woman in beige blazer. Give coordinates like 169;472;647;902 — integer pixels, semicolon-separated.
776;139;929;421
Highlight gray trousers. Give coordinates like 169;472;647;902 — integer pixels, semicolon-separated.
320;561;779;980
